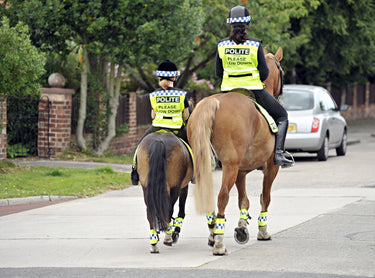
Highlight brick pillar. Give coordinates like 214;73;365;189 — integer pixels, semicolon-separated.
127;92;138;152
39;74;74;157
0;98;6;160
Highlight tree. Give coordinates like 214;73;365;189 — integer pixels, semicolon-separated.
3;0;205;154
287;0;375;85
0;17;45;98
128;0;319;91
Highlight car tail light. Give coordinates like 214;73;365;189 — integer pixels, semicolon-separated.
311;117;320;133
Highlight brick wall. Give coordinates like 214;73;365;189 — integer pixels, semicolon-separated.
39;88;74;157
0;99;6;160
108;92;143;155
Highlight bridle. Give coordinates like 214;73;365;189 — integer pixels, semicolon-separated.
269;56;284;97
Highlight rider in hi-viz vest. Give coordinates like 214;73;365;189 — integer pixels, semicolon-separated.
131;60;190;185
216;5;294;168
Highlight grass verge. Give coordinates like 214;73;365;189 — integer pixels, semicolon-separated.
0;161;131;199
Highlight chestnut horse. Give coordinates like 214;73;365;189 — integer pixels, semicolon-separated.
187;47;284;255
136;132;193;253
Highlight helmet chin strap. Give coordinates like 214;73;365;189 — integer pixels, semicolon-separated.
160;77;174;82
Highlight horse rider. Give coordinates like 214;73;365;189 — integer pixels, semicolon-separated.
131;60;191;185
215;5;294;168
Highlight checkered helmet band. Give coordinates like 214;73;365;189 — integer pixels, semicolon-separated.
227;16;251;24
155;70;180;77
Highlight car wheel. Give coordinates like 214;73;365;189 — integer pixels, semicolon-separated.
336;129;347;156
317;135;329;161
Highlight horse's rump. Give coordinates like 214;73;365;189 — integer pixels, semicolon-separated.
137;133;193;229
187;92;275;213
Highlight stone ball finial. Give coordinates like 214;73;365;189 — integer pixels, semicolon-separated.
48;73;66;88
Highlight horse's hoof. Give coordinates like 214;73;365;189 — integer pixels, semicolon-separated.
213;247;228;256
150;245;159;253
234;227;249;244
163;238;173;246
172;231;179;243
163;233;173;246
212;234;227;256
257;225;272;240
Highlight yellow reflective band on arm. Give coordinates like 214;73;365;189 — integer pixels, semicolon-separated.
213;217;226;235
206;212;216;225
173;217;184;229
258;211;268;227
149;229;159;245
240;208;250;220
166;220;173;235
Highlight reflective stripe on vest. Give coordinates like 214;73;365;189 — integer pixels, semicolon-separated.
149;89;186;129
218;39;264;91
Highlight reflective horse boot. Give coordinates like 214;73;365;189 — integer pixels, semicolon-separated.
163;221;173;246
206;212;216;247
149;229;160;253
257;211;272;240
212;216;227;255
172;217;184;244
234;208;250;244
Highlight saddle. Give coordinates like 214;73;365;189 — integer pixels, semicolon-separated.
228;89;278;134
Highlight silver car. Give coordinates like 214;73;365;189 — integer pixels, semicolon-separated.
280;84;348;161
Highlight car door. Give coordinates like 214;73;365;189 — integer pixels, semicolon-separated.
318;90;342;145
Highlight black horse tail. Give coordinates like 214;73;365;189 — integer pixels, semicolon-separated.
146;139;169;231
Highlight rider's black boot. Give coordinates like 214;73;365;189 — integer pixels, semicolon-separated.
274;120;294;167
131;168;139;185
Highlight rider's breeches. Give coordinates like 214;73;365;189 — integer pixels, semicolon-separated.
252;89;288;123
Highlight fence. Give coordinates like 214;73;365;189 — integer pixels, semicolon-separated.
1;82;375;160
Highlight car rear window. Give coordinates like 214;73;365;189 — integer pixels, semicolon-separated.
280;90;314;111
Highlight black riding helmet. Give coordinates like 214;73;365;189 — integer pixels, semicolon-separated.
155;60;180;81
227;5;251;29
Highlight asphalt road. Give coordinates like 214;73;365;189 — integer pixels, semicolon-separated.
0;119;374;278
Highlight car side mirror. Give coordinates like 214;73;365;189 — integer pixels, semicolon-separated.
340;104;349;111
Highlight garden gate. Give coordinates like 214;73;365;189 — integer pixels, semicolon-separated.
7;96;51;158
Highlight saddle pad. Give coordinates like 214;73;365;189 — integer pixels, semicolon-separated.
251;99;278;133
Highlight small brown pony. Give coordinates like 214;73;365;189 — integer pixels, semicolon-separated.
187;47;284;255
136;132;193;253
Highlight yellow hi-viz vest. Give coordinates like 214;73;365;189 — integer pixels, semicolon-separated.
218;39;264;91
149;89;187;129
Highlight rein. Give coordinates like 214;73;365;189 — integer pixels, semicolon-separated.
269;56;283;97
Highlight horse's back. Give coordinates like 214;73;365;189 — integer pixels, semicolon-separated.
137;133;193;188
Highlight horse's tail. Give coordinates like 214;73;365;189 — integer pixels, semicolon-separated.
146;139;169;231
189;97;219;214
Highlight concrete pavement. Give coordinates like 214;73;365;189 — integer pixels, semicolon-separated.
0;177;374;276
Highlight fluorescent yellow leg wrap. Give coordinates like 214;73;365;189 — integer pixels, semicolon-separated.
213;217;225;235
206;212;216;225
240;208;250;221
149;229;159;245
258;211;268;227
166;220;173;235
173;217;184;229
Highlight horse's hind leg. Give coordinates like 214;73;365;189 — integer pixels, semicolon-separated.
213;164;238;255
234;171;251;244
143;187;160;253
172;185;188;244
258;164;279;240
164;186;180;246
